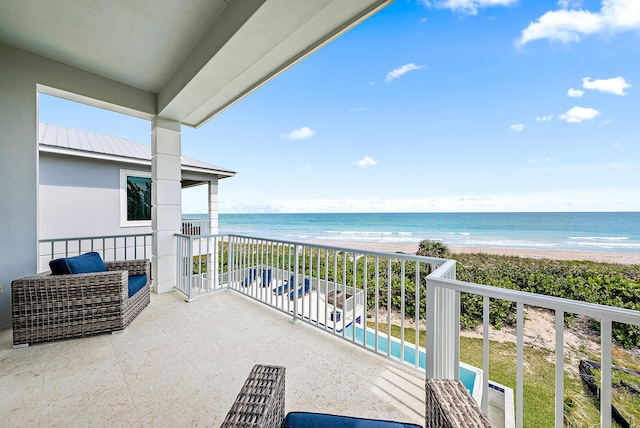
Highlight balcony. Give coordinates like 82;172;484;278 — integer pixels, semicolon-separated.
1;289;427;426
8;231;639;427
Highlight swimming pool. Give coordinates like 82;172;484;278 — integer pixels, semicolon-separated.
343;324;481;399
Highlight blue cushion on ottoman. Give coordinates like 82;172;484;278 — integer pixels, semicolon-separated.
49;252;107;275
128;275;148;298
281;412;421;428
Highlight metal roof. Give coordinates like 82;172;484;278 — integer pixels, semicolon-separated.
39;123;236;178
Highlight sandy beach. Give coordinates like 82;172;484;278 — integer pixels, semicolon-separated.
309;240;640;265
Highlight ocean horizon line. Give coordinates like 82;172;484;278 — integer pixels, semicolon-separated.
185;210;640;216
181;212;640;255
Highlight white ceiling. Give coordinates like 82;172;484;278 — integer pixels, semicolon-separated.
0;0;230;92
0;0;391;127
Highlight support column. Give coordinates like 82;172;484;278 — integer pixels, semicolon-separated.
208;179;219;235
0;54;38;329
151;117;182;294
207;179;219;290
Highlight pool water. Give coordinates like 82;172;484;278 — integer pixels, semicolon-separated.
343;324;477;395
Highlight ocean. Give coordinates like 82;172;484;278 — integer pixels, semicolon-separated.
183;212;640;254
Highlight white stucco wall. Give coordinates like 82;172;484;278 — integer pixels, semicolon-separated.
39;153;150;239
0;48;38;330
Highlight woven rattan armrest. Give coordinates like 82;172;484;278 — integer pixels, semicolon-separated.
221;365;286;428
106;259;149;277
426;379;492;428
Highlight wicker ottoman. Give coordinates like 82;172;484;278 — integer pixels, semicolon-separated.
426;378;492;428
221;365;286;428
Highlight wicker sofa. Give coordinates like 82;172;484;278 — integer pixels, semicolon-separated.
222;365;492;428
11;258;150;347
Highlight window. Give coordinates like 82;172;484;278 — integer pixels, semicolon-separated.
120;170;151;226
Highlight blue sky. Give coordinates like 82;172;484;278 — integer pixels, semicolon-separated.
40;0;640;213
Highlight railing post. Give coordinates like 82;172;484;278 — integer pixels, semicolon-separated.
211;237;218;290
426;277;436;379
186;235;194;302
228;235;234;290
291;244;300;324
426;261;458;380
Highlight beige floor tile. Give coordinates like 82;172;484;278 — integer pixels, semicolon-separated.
1;289;426;427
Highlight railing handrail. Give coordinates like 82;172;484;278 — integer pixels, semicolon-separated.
429;276;640;326
225;233;449;264
39;233;151;243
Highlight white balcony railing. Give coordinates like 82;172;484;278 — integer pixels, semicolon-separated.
39;233;152;273
176;232;640;428
427;271;640;428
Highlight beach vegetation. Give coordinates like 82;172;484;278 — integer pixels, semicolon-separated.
452;251;640;349
416;239;450;258
194;240;639;348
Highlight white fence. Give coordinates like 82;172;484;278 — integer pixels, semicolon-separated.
39;234;152;273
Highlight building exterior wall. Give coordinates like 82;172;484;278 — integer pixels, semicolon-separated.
39;152;151;239
0;46;38;330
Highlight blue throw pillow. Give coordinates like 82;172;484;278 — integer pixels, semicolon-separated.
281;412;421;428
49;252;107;275
128;275;148;298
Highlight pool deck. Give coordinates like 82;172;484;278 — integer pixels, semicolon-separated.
235;279;364;333
1;289;426;427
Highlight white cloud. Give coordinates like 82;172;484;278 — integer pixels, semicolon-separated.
536;115;554;121
527;156;552;164
422;0;517;15
568;88;584;97
221;188;640;214
510;124;524;132
354;156;378;167
517;0;640;46
559;106;601;123
558;0;583;9
583;76;631;95
349;107;366;112
385;63;424;82
281;126;314;140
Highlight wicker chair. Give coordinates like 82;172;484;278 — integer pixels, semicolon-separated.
11;259;151;347
222;365;492;428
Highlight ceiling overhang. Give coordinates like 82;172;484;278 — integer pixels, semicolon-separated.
159;0;392;127
0;0;391;128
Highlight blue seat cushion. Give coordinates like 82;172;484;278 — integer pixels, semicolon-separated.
128;275;148;298
49;251;107;275
281;412;421;428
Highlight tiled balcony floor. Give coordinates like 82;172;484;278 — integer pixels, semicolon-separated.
1;290;426;427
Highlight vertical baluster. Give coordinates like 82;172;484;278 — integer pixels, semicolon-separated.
555;309;565;428
375;256;379;353
482;296;490;414
386;256;391;357
400;259;406;363
516;302;524;428
415;260;420;368
601;318;613;428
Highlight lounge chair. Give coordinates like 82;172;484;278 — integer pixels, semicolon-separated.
288;278;310;300
221;365;491;428
273;275;295;294
260;268;272;287
11;252;150;347
241;268;257;286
